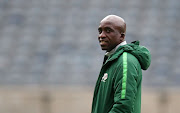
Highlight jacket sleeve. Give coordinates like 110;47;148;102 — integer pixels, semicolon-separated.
109;53;139;113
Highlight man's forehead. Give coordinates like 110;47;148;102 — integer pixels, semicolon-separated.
99;20;116;29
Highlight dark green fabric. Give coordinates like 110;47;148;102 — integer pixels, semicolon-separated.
122;41;151;70
91;41;151;113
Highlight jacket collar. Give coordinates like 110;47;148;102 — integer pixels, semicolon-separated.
103;45;126;65
105;41;127;57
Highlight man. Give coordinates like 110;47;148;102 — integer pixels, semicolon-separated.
91;15;151;113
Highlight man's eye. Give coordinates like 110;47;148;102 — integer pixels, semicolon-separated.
98;29;102;34
106;28;111;33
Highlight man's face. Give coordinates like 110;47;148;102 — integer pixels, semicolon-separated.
98;21;123;52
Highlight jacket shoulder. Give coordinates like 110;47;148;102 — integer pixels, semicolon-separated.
118;52;140;68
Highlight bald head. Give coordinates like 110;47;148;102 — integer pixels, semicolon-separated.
100;15;126;34
98;15;127;52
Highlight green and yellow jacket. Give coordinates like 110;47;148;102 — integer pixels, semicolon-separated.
91;41;151;113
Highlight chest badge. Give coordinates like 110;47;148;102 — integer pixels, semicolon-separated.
101;73;108;82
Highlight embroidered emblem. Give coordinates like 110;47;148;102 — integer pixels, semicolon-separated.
101;73;108;82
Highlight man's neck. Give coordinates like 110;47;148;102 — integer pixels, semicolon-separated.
105;41;127;57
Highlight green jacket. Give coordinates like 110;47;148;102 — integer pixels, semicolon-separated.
91;41;151;113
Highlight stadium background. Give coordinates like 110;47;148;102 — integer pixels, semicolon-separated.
0;0;179;113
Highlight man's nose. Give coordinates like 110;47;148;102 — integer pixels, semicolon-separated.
99;31;106;39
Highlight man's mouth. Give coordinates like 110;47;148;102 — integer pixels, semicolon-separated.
100;40;107;45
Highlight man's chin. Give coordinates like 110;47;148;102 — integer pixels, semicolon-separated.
100;45;109;51
101;47;107;51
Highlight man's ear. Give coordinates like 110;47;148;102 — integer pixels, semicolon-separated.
120;33;125;41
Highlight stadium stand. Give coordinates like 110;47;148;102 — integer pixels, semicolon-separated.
0;0;179;87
